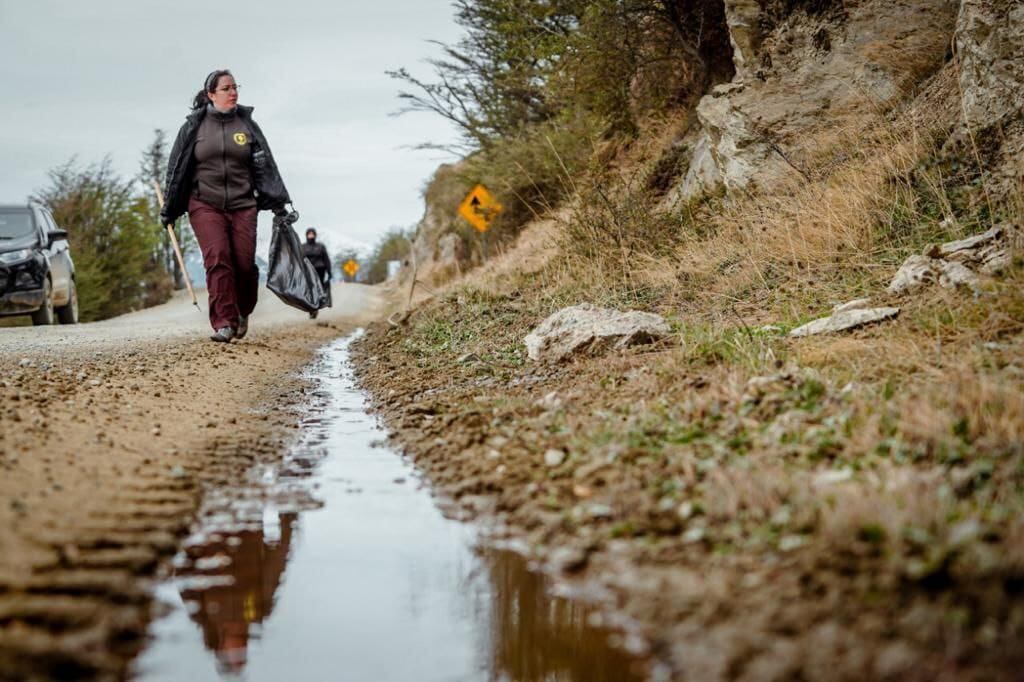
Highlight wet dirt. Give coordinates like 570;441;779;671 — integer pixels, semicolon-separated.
350;301;1024;681
0;286;377;679
134;334;650;681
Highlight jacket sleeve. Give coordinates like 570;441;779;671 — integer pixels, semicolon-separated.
319;245;331;275
160;122;190;224
249;118;292;211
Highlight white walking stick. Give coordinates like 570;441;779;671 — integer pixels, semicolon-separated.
151;180;200;311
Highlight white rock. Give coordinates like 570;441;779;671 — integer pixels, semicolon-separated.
888;255;939;294
789;307;900;338
936;260;980;289
979;247;1013;274
695;83;787;192
544;449;567;468
535;391;563;410
890;225;1016;294
937;225;1004;259
936;225;1013;275
675;130;723;201
681;526;706;544
778;535;807;552
948;519;982;546
832;298;871;314
524;304;671;362
813;468;854;486
770;506;791;527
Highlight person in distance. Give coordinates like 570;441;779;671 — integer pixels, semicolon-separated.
301;228;331;319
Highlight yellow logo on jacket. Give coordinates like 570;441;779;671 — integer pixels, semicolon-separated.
233;132;248;146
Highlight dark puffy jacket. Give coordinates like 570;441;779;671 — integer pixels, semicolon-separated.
160;105;290;224
301;241;331;275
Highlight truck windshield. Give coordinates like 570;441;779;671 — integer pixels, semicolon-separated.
0;210;34;240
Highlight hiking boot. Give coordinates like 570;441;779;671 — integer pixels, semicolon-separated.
309;309;318;320
236;316;249;340
210;327;235;343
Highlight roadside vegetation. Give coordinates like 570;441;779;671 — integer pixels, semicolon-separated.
362;226;413;284
391;0;735;253
23;131;195;323
367;0;1024;676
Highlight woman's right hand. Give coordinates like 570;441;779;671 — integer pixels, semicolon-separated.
272;208;299;226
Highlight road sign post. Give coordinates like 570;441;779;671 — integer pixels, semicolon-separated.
343;259;359;281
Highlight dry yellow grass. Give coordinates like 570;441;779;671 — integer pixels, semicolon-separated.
365;25;1024;679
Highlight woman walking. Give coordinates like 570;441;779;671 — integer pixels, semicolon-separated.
160;69;293;342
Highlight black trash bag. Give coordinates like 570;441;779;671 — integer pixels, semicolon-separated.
266;212;328;313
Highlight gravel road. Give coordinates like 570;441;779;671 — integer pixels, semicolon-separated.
0;283;382;679
0;282;381;356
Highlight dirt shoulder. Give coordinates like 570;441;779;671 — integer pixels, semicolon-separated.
352;268;1024;681
0;289;375;678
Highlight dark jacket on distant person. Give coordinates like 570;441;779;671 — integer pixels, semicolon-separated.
160;104;290;225
301;241;331;276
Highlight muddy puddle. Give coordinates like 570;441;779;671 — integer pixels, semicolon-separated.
132;334;651;681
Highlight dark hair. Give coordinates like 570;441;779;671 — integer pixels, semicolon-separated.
191;69;233;110
305;228;317;237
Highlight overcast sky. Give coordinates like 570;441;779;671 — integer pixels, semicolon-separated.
0;0;462;257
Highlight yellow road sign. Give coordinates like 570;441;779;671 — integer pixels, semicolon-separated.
343;259;359;278
458;184;502;233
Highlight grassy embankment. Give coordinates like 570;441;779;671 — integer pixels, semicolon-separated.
358;62;1024;673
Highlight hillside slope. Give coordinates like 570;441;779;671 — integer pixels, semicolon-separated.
359;1;1023;678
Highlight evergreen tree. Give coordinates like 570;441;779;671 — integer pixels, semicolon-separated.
32;158;166;321
139;129;197;290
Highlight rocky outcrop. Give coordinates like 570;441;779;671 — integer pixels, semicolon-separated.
411;166;458;268
673;128;722;200
408;163;474;283
888;224;1018;295
524;305;671;362
689;82;795;193
955;0;1024;130
723;0;764;81
889;256;980;294
436;233;465;268
953;0;1024;199
673;0;957;202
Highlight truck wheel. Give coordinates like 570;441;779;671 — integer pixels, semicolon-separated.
31;279;55;326
56;279;79;324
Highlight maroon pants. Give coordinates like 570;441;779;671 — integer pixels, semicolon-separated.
188;198;259;331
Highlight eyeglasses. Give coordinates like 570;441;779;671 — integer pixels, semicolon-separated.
215;84;240;93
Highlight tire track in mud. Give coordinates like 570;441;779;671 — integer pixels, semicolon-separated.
0;323;351;679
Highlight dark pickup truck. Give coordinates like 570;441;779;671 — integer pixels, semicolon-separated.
0;203;78;325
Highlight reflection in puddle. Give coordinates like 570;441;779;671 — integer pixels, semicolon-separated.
177;514;297;674
134;334;649;681
480;550;645;682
